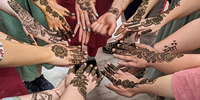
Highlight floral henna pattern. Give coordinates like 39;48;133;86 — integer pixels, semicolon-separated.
8;0;61;44
51;45;68;59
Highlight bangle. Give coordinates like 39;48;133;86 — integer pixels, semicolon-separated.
0;42;4;61
53;89;61;98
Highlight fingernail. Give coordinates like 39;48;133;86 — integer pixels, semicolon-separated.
88;28;91;32
83;26;86;30
77;22;80;24
96;13;99;17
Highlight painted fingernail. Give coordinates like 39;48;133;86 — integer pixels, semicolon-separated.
96;13;99;17
77;21;80;25
88;28;91;32
83;26;86;30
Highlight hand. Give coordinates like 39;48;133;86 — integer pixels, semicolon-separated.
66;63;103;99
8;0;65;45
46;44;87;66
121;16;164;41
114;25;137;41
31;0;76;41
91;12;117;36
74;0;98;44
101;63;140;97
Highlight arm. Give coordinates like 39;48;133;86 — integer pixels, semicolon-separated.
115;0;159;40
123;0;200;39
30;0;75;40
91;0;134;36
0;0;64;44
0;32;86;67
101;64;174;98
154;18;200;53
112;43;200;74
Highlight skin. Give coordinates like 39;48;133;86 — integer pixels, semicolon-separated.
74;0;98;45
0;32;87;67
104;69;174;98
122;0;200;40
112;17;200;74
0;0;65;45
4;63;102;100
114;0;159;41
31;0;76;41
91;0;134;36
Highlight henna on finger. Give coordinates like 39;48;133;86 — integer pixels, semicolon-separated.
69;59;83;64
112;48;130;55
71;50;87;55
96;76;104;84
141;29;152;34
85;64;93;74
101;70;117;83
90;67;97;76
105;65;115;75
68;67;76;74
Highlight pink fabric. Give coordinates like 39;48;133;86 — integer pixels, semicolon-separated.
57;0;113;56
172;67;200;100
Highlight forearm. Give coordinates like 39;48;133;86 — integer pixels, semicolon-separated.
137;75;174;98
109;0;134;18
154;18;200;53
146;54;200;74
0;0;20;18
0;39;51;67
160;0;200;26
60;86;84;100
128;0;159;21
5;90;60;100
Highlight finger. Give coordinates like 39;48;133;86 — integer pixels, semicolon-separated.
112;48;129;55
101;70;117;83
135;33;141;42
91;21;98;29
68;45;81;50
141;29;152;35
76;63;87;74
85;32;91;44
82;31;87;44
78;24;84;43
69;59;83;64
71;54;86;59
92;23;100;32
95;23;104;33
64;11;75;18
105;84;120;91
100;25;109;35
60;29;71;42
119;31;134;41
90;66;97;76
68;66;76;74
27;34;37;45
96;76;104;84
108;23;117;36
85;64;93;76
83;12;91;31
80;13;86;31
114;26;125;36
116;70;125;75
107;62;119;72
90;3;98;17
74;10;81;36
71;50;87;55
105;65;115;75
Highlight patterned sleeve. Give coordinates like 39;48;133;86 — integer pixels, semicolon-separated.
0;42;4;61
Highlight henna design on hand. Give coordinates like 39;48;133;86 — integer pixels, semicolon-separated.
69;59;82;64
108;7;119;16
51;45;68;59
32;91;53;100
70;64;88;99
8;0;61;43
114;43;184;63
163;40;177;52
77;0;96;23
32;0;74;38
126;0;181;33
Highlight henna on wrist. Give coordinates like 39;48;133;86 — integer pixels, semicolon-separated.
108;7;119;16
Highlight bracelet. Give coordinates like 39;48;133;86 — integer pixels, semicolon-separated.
0;42;4;61
2;97;21;100
53;89;61;98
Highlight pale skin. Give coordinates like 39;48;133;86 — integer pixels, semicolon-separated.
91;0;134;36
115;0;159;41
0;0;65;45
0;32;87;67
4;63;101;100
113;18;200;74
74;0;98;45
105;69;174;98
122;0;200;40
30;0;76;41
